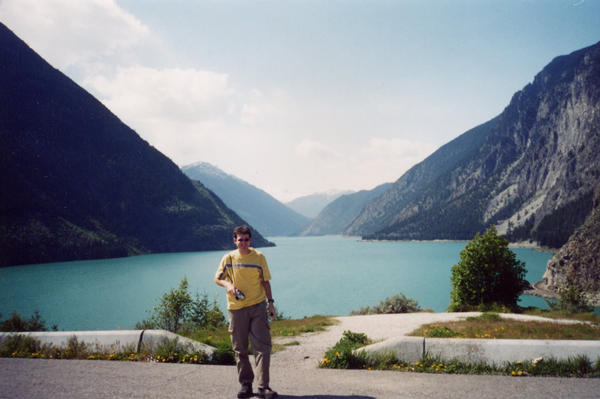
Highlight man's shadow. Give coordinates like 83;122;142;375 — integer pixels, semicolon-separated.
277;396;375;399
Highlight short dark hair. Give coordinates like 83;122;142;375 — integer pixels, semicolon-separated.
233;225;252;239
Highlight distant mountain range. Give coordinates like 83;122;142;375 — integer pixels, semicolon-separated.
285;191;352;219
340;41;600;249
0;23;272;267
182;162;310;236
301;183;392;236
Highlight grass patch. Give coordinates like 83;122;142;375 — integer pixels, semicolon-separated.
521;308;600;324
270;315;336;337
369;353;600;377
0;334;217;364
319;330;600;377
409;312;600;340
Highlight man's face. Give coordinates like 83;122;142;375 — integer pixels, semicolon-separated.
234;233;252;252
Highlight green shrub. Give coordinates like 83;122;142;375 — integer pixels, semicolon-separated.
212;341;235;365
350;293;421;315
449;226;528;311
0;311;56;332
0;334;43;357
153;337;209;364
320;330;370;369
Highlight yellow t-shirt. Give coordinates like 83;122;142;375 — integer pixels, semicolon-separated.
215;248;271;310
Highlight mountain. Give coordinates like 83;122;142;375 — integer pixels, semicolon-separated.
181;162;310;236
286;190;353;219
528;186;600;306
347;41;600;248
345;116;499;236
301;183;392;236
0;23;272;267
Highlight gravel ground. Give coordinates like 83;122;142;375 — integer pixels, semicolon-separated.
271;312;586;369
271;312;482;369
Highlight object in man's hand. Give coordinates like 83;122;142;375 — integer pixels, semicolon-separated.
235;289;245;300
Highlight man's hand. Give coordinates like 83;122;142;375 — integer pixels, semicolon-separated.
215;277;237;296
268;302;276;318
225;283;237;296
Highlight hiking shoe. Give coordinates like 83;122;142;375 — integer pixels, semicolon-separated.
257;387;278;399
237;384;253;399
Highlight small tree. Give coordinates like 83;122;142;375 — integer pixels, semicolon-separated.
137;277;226;332
189;293;226;328
153;277;194;332
0;311;55;332
449;226;529;311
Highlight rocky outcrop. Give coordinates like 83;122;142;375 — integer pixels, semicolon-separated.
529;187;600;305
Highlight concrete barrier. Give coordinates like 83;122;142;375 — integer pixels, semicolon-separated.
0;330;216;357
360;337;600;366
358;336;424;363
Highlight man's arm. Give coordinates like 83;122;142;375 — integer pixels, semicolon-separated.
263;280;276;317
215;277;236;296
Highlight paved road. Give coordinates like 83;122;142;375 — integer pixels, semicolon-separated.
2;313;599;398
2;357;600;399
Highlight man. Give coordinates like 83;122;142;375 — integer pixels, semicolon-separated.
215;225;278;399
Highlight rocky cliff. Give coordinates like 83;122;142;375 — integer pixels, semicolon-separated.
345;117;498;237
347;41;600;248
529;187;600;305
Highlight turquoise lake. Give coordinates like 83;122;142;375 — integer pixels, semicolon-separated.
0;236;554;330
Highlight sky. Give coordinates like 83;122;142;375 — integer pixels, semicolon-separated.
1;1;600;202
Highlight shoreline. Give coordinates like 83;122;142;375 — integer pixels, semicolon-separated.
356;236;557;253
523;281;560;301
524;281;600;307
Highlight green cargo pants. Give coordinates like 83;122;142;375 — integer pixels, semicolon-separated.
228;302;272;389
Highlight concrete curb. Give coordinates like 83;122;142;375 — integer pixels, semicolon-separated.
0;330;216;356
360;336;600;365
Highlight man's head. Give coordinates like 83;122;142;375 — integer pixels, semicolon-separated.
233;225;252;254
233;225;252;240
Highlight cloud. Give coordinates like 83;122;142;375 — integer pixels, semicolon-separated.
0;0;150;69
83;65;243;164
362;137;436;160
85;66;235;122
352;137;438;184
296;139;341;160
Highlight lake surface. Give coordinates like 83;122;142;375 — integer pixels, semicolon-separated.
0;236;554;330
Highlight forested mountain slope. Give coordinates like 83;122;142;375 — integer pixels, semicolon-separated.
182;162;310;236
0;23;271;267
